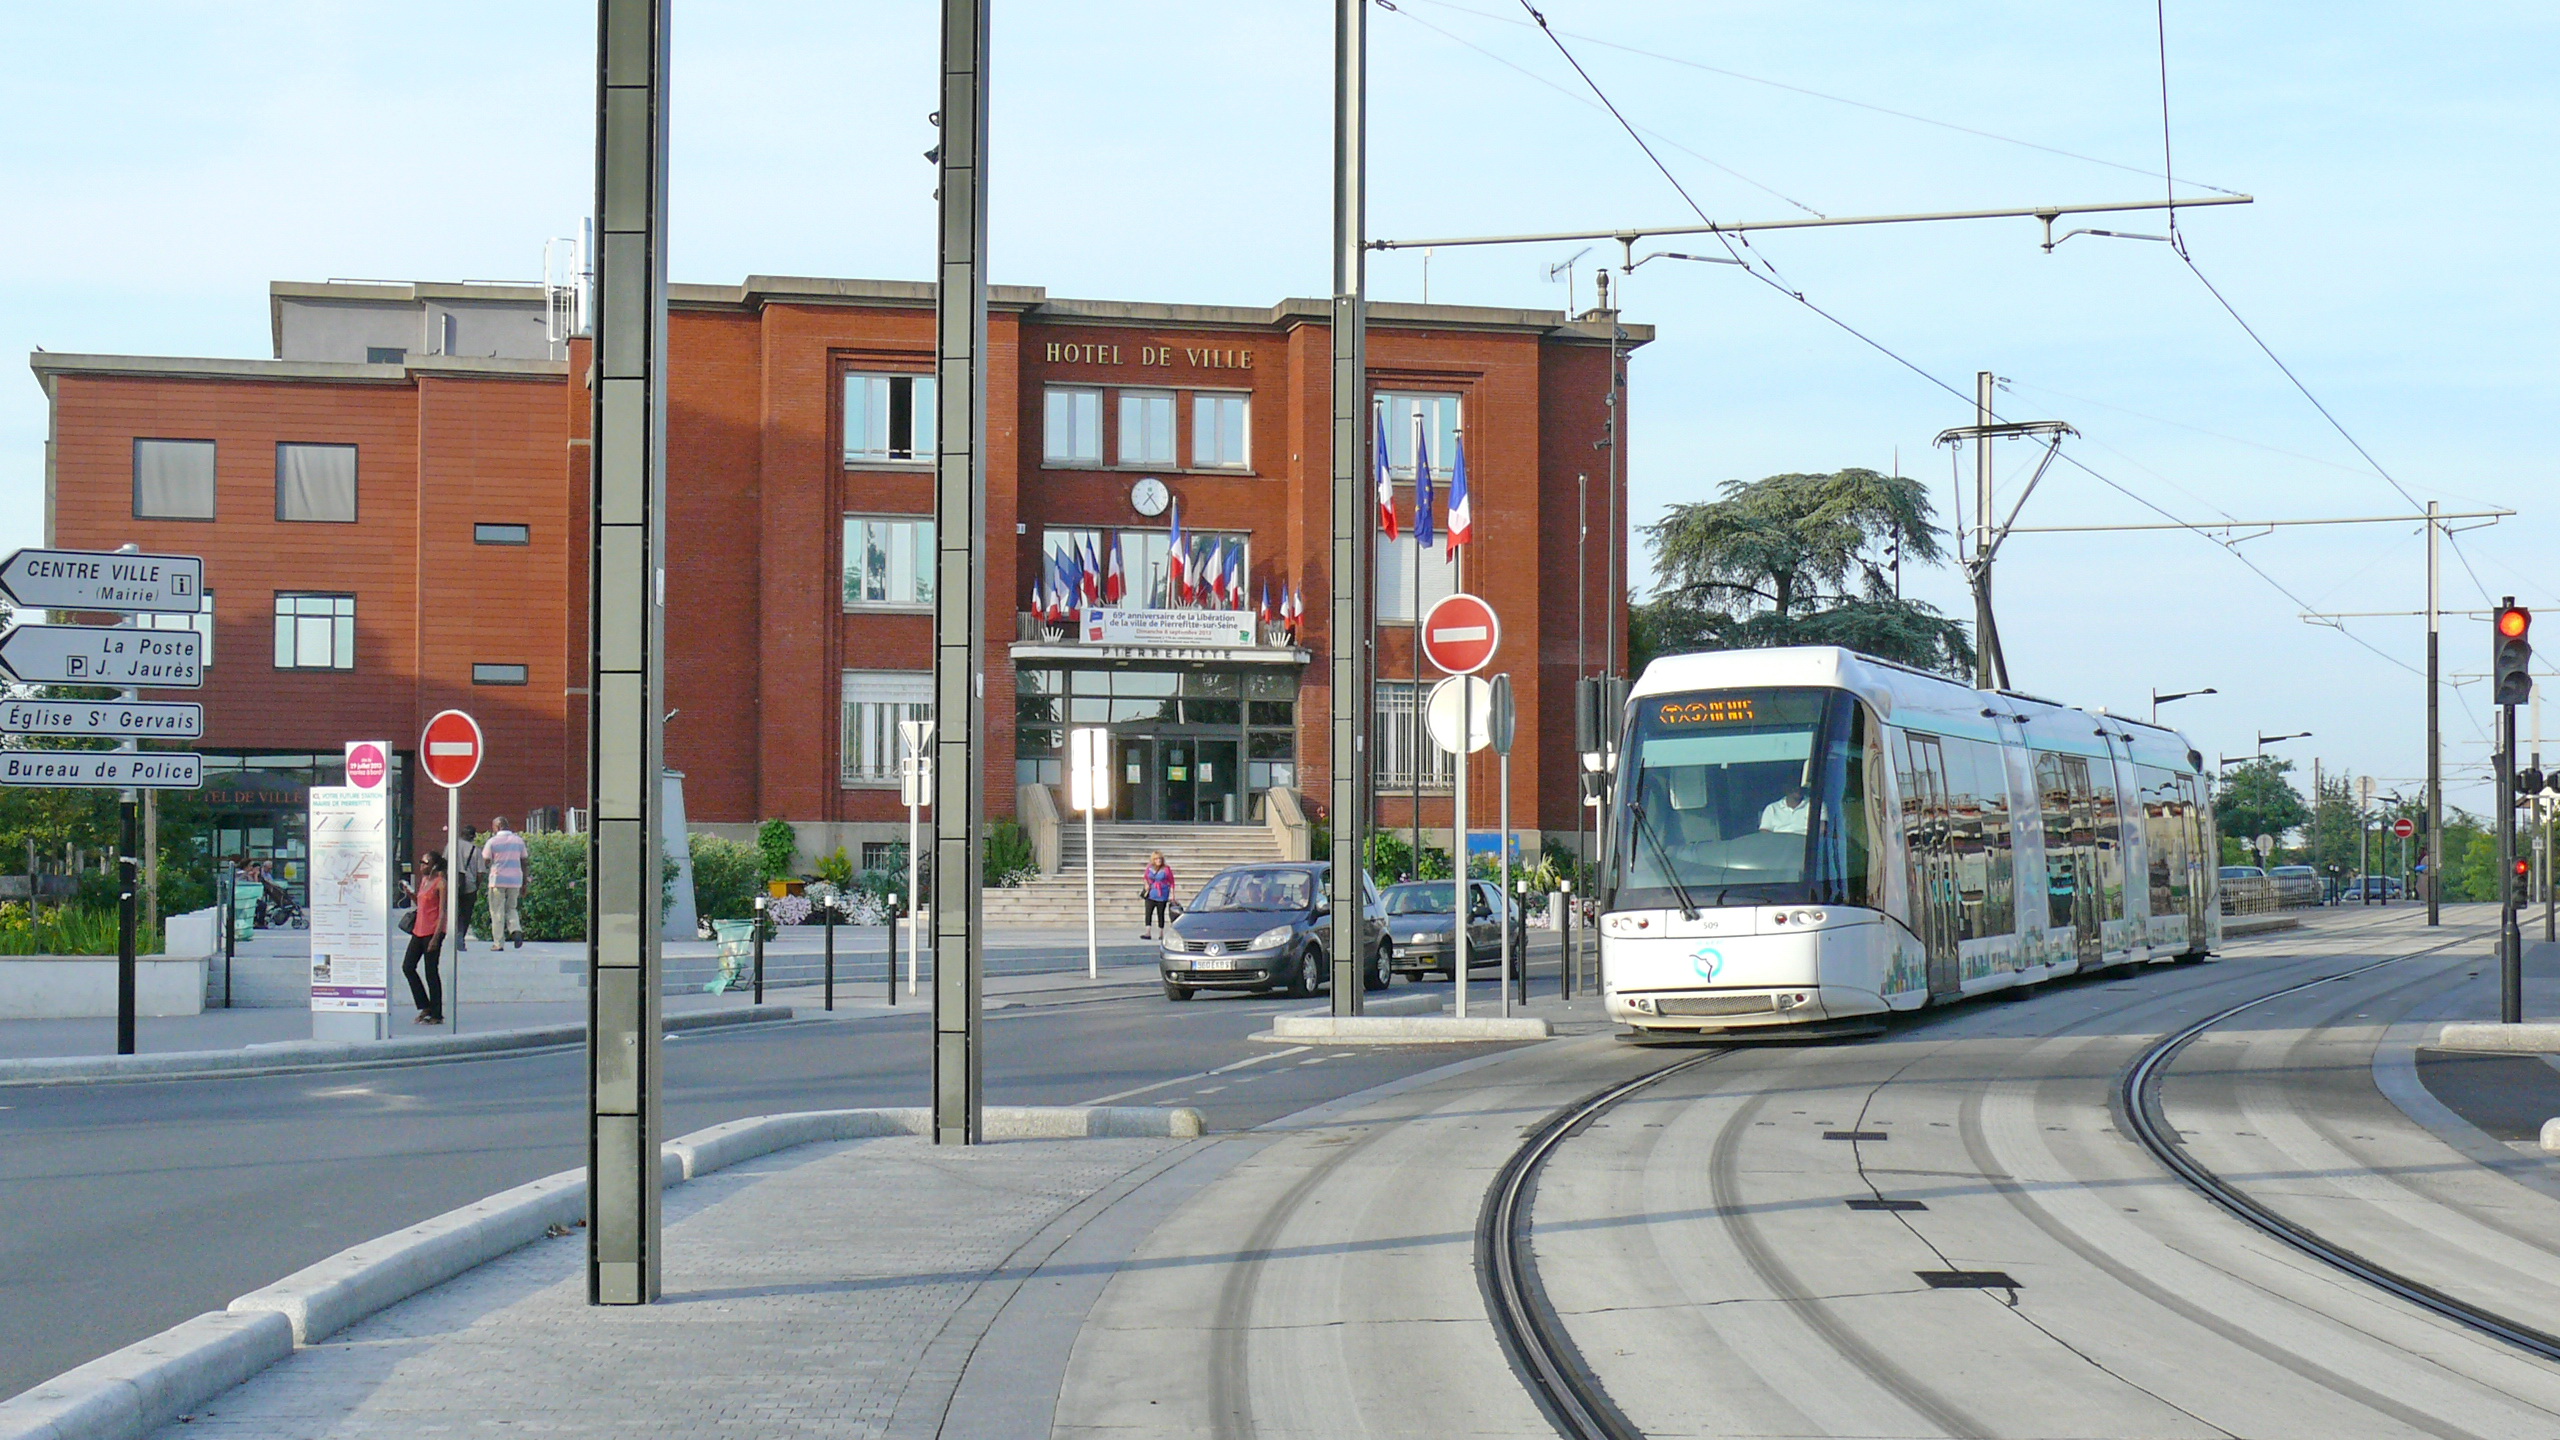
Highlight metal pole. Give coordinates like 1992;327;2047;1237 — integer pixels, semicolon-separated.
1410;407;1423;883
220;862;236;1007
888;900;899;1005
751;893;765;1006
1499;733;1511;1019
1084;799;1097;981
585;0;670;1308
444;784;461;1034
1597;274;1623;1005
1973;370;1999;691
1326;0;1370;1017
1559;878;1573;1001
116;799;136;1056
932;0;991;1143
1576;467;1590;960
2427;500;2441;926
906;785;920;997
2501;700;2520;1023
1454;674;1469;1020
823;898;835;1011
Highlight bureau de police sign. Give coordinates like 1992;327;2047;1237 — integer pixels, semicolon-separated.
0;751;203;790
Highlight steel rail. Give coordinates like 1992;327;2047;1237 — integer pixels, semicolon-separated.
1477;1050;1726;1440
2120;936;2560;1363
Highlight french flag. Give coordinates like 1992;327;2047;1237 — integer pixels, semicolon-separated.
1105;532;1126;603
1259;580;1272;627
1082;535;1104;605
1446;435;1473;560
1206;538;1230;606
1168;502;1188;605
1374;410;1398;541
1222;543;1244;609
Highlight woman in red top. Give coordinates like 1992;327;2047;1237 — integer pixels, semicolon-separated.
402;851;448;1025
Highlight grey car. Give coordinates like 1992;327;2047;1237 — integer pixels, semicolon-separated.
1159;862;1389;1001
1381;879;1529;980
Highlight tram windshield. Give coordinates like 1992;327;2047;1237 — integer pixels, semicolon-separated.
1610;686;1872;911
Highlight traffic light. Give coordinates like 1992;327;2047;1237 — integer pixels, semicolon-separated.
2493;600;2533;706
2515;857;2532;882
2518;766;2546;799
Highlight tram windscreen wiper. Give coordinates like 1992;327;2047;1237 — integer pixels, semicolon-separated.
1628;796;1703;920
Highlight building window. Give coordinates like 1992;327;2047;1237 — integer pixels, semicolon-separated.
1040;527;1250;611
844;373;936;464
1374;680;1454;791
141;592;214;666
861;841;898;871
366;347;407;366
273;593;356;670
473;663;528;686
1193;393;1250;469
844;516;935;608
1117;389;1175;467
842;671;932;787
1044;386;1102;467
1377;524;1461;622
134;438;217;521
1373;392;1461;480
275;443;357;523
474;522;531;545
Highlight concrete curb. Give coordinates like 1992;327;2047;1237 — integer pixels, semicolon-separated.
1259;1013;1551;1044
2435;1021;2560;1054
0;1103;1203;1440
2223;914;2304;937
0;1005;795;1088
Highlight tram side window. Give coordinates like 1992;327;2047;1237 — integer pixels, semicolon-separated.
1974;739;2015;935
2034;752;2074;926
1941;740;1989;941
2088;762;2125;922
2137;765;2178;915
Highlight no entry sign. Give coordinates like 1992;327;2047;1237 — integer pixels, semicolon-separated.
1420;592;1501;676
422;710;484;789
2391;817;2416;839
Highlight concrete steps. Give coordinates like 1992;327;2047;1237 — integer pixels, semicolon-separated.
983;824;1285;927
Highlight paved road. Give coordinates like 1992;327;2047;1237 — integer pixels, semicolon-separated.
0;949;1567;1401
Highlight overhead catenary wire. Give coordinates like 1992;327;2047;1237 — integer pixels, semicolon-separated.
1402;0;2245;196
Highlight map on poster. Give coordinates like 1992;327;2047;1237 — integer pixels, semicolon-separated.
308;784;390;1014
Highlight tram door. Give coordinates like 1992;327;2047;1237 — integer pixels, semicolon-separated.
2175;775;2209;943
2061;756;2103;966
1900;734;1963;1000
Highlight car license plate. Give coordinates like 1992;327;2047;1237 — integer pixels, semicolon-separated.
1190;957;1242;970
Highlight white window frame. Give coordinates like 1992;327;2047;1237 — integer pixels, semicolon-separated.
1192;391;1251;470
1372;392;1461;481
141;592;214;666
1376;521;1460;622
1374;680;1455;791
1044;385;1103;468
843;373;937;465
273;592;356;671
843;515;936;609
841;670;932;787
1117;389;1175;468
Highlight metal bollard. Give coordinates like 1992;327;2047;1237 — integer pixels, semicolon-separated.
823;896;836;1012
752;894;767;1005
886;897;901;1006
1559;881;1574;1001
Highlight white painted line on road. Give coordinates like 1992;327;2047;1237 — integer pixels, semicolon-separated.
1077;1044;1309;1105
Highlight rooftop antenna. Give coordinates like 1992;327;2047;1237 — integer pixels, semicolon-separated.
542;224;591;355
1546;245;1593;316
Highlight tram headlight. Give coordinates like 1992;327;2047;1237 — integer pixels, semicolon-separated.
1783;908;1828;927
1774;991;1812;1010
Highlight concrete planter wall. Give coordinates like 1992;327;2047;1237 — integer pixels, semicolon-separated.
0;955;207;1019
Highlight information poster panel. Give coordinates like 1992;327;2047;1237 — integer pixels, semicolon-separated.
308;784;390;1014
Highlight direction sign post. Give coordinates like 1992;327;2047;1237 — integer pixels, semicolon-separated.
0;623;201;688
422;712;485;1036
0;547;203;613
0;698;201;740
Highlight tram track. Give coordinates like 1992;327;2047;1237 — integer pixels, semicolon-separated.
2118;934;2560;1365
1477;1049;1728;1440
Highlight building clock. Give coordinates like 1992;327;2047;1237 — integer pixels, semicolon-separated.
1129;476;1171;517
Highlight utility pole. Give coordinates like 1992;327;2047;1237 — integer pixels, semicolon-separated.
1934;381;2071;693
587;0;671;1307
932;0;992;1131
2427;501;2441;926
1325;0;1370;1015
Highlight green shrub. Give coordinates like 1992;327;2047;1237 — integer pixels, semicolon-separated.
0;900;148;955
814;845;854;889
692;833;762;921
983;821;1035;888
466;832;596;941
755;819;799;883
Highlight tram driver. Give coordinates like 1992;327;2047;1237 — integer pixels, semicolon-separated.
1758;782;1812;836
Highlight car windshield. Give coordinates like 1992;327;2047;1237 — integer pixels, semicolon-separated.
1189;868;1315;912
1383;883;1457;916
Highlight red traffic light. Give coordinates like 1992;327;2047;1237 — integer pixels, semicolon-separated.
2516;858;2533;879
2498;605;2532;639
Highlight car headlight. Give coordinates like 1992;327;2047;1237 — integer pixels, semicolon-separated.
1160;932;1185;952
1413;929;1449;943
1251;925;1295;951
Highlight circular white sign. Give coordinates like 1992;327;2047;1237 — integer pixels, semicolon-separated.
1426;676;1494;754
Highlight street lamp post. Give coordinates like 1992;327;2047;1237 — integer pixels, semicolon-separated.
2151;687;2216;724
2257;730;2313;756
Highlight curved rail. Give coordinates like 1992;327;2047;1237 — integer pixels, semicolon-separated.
1477;1051;1725;1440
2120;937;2560;1363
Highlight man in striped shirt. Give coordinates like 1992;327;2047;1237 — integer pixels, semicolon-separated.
483;818;529;948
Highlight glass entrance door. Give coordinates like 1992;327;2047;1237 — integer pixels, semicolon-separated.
1192;739;1240;824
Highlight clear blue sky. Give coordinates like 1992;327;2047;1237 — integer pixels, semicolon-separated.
5;2;2551;813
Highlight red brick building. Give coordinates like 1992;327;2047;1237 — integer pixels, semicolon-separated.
30;277;1640;889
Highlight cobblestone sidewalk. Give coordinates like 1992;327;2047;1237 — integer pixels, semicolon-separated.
149;1133;1191;1439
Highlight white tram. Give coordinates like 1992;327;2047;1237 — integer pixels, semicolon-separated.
1600;647;2219;1036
